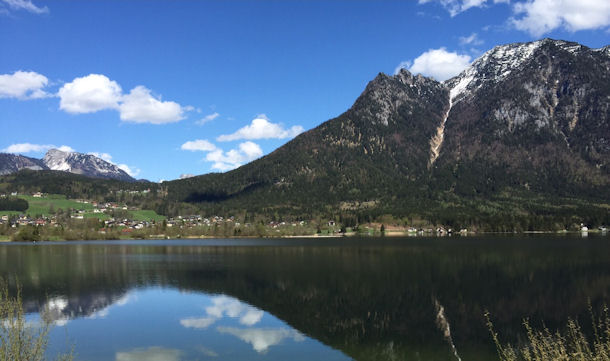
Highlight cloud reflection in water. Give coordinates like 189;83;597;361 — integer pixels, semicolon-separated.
217;326;305;353
180;295;264;330
115;346;181;361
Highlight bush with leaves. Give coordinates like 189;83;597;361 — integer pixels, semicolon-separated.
0;279;73;361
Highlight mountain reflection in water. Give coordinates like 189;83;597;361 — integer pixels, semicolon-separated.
1;236;609;361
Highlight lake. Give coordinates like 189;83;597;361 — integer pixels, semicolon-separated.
1;235;609;360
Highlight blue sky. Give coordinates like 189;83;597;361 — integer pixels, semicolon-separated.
1;0;609;181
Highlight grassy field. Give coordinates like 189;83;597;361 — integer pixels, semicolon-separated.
14;195;93;216
0;194;165;222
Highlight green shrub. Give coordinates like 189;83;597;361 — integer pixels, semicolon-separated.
0;279;73;361
486;307;610;361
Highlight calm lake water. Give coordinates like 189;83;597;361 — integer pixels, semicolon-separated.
1;235;609;361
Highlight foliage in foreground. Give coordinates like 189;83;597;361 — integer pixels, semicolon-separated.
0;280;72;361
487;307;610;361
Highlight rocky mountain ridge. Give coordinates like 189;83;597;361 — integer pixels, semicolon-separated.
0;149;134;182
164;38;609;225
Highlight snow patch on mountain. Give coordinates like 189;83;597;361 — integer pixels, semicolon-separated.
42;149;134;181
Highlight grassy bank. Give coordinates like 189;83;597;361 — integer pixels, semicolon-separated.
487;307;610;361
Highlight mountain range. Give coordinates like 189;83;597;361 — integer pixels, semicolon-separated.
0;149;134;182
1;38;608;228
163;39;609;225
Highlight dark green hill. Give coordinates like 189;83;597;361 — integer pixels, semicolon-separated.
164;39;609;229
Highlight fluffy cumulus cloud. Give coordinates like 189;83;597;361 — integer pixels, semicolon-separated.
57;74;189;124
180;139;264;171
2;142;72;153
420;0;610;35
397;48;472;81
217;115;304;142
512;0;610;36
180;139;217;152
1;0;48;14
119;86;185;124
196;112;219;126
206;141;263;171
58;74;122;114
0;71;49;99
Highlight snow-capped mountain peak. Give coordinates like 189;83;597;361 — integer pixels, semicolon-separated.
42;149;134;182
444;39;594;105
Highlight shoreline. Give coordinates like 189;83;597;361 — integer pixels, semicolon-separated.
0;230;606;243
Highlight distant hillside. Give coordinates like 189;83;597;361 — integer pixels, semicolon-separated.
0;149;135;182
0;170;154;202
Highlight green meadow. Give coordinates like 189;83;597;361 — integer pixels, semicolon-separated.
0;194;165;222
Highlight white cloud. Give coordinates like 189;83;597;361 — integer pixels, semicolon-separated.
88;152;113;162
0;71;49;99
180;139;217;152
179;173;195;179
56;145;75;153
88;151;140;177
217;327;305;353
196;112;219;126
419;0;508;16
2;143;73;154
206;141;263;171
459;32;484;46
117;164;140;177
58;74;189;124
58;74;122;114
119;86;186;124
217;115;304;142
1;0;48;14
180;139;263;172
180;317;216;329
397;48;472;82
512;0;610;37
2;142;53;153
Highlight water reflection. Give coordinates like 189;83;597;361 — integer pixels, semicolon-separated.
217;326;305;353
115;346;181;361
0;236;609;361
40;291;135;326
180;295;265;330
204;295;264;326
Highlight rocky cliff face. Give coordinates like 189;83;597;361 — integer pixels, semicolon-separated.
434;39;610;196
0;153;48;175
0;149;135;181
42;149;134;182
